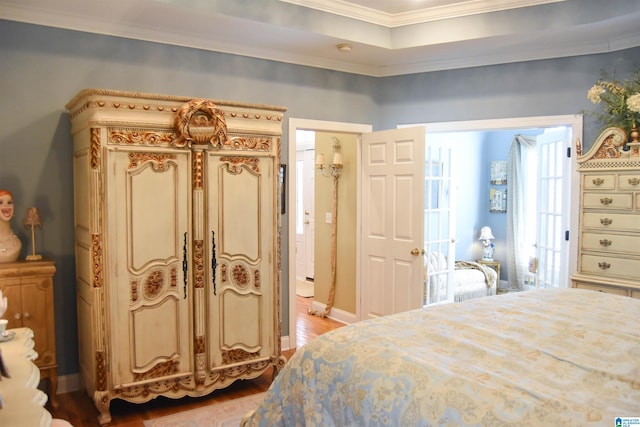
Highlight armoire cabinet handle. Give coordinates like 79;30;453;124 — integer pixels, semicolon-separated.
628;177;640;186
600;218;613;226
14;313;21;320
183;232;188;299
592;178;604;186
598;262;611;270
212;231;217;296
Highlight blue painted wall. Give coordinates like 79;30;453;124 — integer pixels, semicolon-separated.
1;18;639;376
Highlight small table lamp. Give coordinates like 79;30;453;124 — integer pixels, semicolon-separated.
479;226;495;261
23;207;43;261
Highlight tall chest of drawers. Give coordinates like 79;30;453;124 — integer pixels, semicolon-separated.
571;127;640;298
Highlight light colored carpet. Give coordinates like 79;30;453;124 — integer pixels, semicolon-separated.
296;280;314;298
143;392;265;427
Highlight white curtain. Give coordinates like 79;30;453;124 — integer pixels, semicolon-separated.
506;135;536;290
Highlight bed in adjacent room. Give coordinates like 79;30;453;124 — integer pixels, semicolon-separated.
426;251;497;303
242;288;640;426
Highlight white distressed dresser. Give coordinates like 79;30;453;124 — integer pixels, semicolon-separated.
571;127;640;297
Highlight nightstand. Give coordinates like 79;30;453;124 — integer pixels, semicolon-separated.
0;259;57;407
476;259;500;282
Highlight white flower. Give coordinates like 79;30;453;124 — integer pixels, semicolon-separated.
587;84;605;104
627;93;640;113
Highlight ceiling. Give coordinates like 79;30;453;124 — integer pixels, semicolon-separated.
1;0;639;77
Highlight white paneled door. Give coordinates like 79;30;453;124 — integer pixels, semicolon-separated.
361;127;425;319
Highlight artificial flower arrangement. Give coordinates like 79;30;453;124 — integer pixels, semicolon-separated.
586;67;640;137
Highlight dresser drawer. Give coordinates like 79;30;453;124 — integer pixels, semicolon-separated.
583;174;615;190
580;254;640;280
582;212;640;231
573;282;628;296
618;174;640;190
583;192;632;209
581;232;640;255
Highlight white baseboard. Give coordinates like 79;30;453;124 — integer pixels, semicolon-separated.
309;301;356;325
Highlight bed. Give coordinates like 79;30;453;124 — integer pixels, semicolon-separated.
426;252;497;303
242;288;640;426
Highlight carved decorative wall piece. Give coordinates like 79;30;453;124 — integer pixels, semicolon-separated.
192;152;204;190
96;351;107;391
220;263;228;283
226;136;271;151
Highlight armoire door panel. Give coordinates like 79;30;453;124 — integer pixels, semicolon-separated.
206;154;275;368
129;158;185;271
219;161;261;261
221;292;261;350
131;296;182;370
108;149;192;386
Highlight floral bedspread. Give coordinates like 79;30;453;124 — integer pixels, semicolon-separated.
242;288;640;426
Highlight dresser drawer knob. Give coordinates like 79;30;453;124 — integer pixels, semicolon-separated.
598;262;611;270
629;177;640;186
599;239;612;247
600;218;613;226
592;178;605;186
600;197;613;205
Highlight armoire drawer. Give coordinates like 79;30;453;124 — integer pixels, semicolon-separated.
580;254;640;280
581;232;640;255
582;192;632;209
582;212;640;232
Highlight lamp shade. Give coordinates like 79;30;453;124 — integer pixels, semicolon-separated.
479;226;495;241
24;207;42;228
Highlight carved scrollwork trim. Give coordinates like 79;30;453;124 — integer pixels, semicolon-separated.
128;152;176;170
225;136;271;151
109;128;175;146
92;234;103;288
221;156;260;174
174;99;227;148
132;360;180;382
91;128;101;169
221;348;260;365
194;240;205;288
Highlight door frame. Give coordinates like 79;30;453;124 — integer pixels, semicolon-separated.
287;119;372;350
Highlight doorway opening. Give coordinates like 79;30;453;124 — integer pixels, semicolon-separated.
286;115;581;350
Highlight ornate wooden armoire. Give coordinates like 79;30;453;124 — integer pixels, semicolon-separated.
66;89;286;424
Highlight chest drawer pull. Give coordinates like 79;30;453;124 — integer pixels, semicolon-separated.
598;262;611;270
599;239;612;247
592;177;605;186
600;197;613;205
628;177;640;186
600;218;613;225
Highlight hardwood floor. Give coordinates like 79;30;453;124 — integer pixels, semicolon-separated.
49;295;343;426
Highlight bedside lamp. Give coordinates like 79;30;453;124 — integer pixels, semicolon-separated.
479;226;495;261
23;207;43;261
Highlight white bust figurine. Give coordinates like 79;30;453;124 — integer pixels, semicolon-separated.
0;189;21;263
